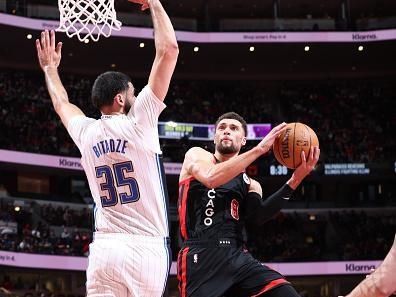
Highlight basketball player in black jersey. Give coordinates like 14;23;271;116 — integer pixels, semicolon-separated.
177;112;320;297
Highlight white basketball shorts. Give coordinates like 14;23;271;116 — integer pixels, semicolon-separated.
86;233;170;297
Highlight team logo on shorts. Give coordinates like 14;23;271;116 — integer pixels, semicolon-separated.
243;173;250;184
231;199;239;220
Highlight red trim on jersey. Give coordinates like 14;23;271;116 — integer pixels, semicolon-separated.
178;247;189;297
178;176;195;185
178;177;193;240
177;251;183;295
250;278;289;297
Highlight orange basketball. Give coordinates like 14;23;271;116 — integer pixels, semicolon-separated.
272;123;319;169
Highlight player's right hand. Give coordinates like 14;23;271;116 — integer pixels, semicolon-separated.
36;30;62;71
256;122;287;154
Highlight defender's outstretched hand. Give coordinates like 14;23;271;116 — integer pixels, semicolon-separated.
128;0;150;11
257;122;288;154
36;30;62;70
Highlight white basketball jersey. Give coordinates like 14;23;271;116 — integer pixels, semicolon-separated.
67;86;169;237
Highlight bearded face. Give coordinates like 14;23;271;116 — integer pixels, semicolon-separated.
214;119;246;155
216;139;239;154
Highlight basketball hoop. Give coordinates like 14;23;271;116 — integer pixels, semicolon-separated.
57;0;122;42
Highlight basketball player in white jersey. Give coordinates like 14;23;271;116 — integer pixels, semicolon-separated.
35;0;178;295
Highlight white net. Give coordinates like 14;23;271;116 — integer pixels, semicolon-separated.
57;0;122;42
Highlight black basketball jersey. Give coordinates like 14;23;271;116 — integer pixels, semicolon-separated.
178;165;251;242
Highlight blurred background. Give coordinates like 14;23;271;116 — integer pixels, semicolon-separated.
0;0;395;296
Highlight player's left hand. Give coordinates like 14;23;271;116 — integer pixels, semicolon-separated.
287;146;319;189
128;0;150;11
36;30;62;70
293;146;320;180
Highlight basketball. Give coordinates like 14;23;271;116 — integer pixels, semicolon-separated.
273;123;319;169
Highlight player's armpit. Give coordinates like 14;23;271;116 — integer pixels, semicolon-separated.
57;102;85;128
249;179;263;196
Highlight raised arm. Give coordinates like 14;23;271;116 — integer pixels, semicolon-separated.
36;30;84;128
180;123;288;188
130;0;179;101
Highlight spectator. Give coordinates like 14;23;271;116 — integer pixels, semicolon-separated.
1;70;394;163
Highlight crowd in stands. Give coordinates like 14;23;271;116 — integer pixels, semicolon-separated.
327;210;395;260
39;204;91;229
278;80;395;163
247;212;325;262
0;199;91;256
0;71;97;157
1;224;91;257
2;197;395;261
1;70;395;163
247;210;395;262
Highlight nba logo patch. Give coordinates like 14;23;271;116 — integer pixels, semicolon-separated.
231;199;239;220
243;173;250;184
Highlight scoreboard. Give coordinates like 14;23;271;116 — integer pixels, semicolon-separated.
158;121;272;141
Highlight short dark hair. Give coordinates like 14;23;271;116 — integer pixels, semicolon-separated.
215;112;247;136
91;71;131;110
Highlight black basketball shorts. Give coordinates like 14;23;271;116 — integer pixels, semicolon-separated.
177;239;289;297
